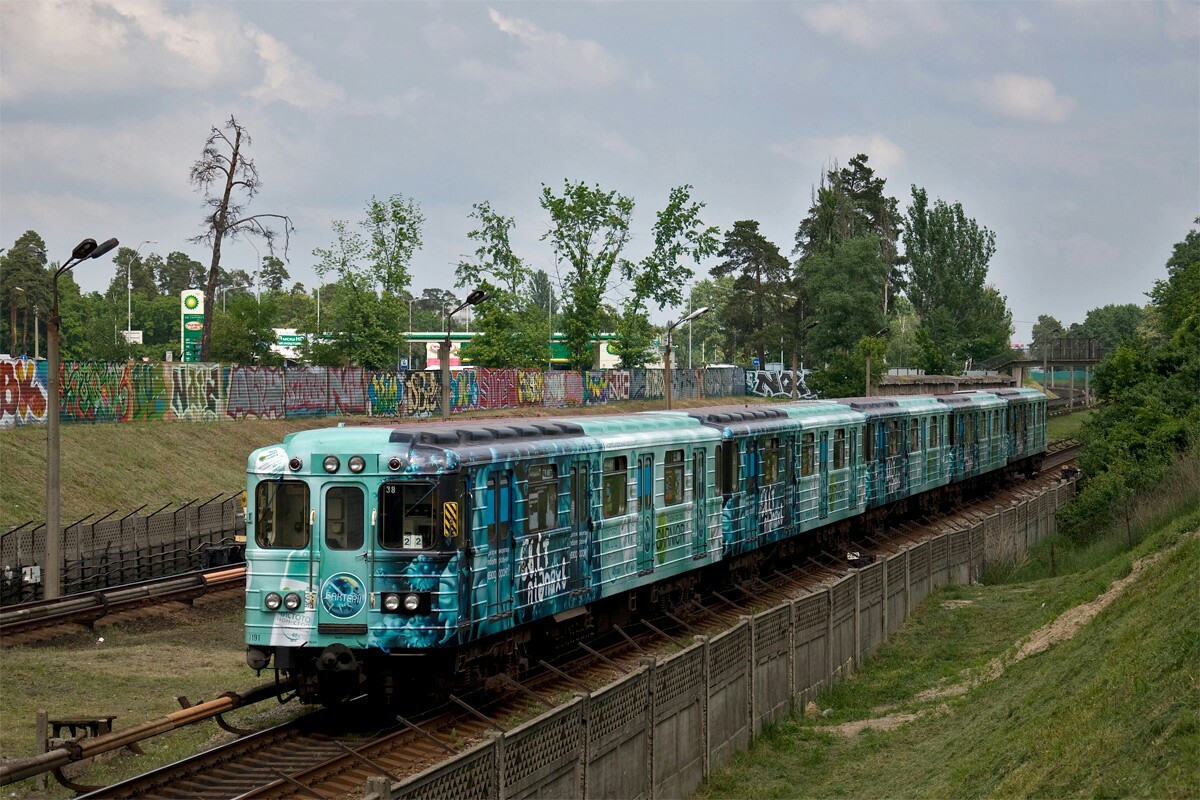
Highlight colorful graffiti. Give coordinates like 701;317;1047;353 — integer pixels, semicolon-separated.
745;370;816;399
0;359;750;427
0;357;48;427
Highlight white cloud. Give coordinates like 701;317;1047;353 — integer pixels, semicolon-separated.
423;19;473;55
0;0;340;109
1015;16;1034;33
801;2;950;49
458;8;647;101
979;74;1076;123
772;134;906;175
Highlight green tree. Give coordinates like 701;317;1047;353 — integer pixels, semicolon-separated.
686;276;740;365
1;230;50;354
540;180;635;369
902;185;1011;371
458;280;550;368
363;194;423;295
456;202;528;295
259;255;290;293
1030;314;1065;355
1148;220;1199;337
189;115;294;360
105;246;159;304
712;220;791;367
210;293;279;364
157;251;207;296
797;233;888;368
809;334;888;398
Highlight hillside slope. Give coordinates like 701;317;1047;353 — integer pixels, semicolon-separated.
697;509;1200;799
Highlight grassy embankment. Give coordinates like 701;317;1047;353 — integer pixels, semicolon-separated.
0;397;772;529
697;454;1199;800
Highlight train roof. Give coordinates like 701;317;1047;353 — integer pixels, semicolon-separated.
683;400;864;436
935;391;1006;408
889;396;946;414
991;387;1047;401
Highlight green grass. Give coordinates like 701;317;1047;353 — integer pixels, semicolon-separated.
696;506;1200;800
1047;408;1094;441
0;594;303;799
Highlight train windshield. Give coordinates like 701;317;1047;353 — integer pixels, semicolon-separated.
255;480;310;549
379;482;436;550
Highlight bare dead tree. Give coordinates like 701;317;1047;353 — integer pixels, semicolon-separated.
189;115;294;360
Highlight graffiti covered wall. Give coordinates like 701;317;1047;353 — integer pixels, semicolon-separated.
0;359;748;427
745;370;817;399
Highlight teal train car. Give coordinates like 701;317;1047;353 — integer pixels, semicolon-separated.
245;391;1046;704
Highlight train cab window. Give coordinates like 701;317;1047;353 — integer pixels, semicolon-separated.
832;430;846;469
801;433;816;477
864;423;875;461
664;449;685;505
762;438;781;483
527;464;559;533
379;482;435;550
603;456;628;518
324;486;364;551
255;481;310;549
909;419;920;452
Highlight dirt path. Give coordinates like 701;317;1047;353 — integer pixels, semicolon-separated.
813;542;1180;737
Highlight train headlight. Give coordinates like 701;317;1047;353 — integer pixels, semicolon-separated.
403;593;421;612
323;455;340;473
382;593;401;612
283;592;302;611
348;455;365;474
264;592;282;611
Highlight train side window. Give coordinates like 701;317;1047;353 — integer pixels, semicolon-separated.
255;480;310;549
888;421;901;457
722;443;738;495
929;417;940;448
380;482;436;550
948;416;957;446
527;464;559;533
762;438;781;483
664;449;685;506
324;486;364;551
602;456;628;518
864;423;875;461
801;433;816;477
715;445;724;496
909;419;920;452
833;429;846;469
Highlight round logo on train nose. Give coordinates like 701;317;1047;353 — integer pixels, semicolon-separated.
320;573;365;618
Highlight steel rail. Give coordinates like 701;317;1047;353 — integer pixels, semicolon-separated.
0;565;245;637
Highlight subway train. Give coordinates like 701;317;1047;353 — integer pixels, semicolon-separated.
243;388;1046;704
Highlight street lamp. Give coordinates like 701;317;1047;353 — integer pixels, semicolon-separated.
441;289;491;419
128;240;156;334
46;236;118;599
864;326;889;398
665;306;709;410
793;319;819;400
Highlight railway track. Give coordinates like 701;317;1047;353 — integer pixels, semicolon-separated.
0;565;245;643
46;468;1073;800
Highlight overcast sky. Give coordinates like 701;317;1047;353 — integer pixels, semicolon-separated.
2;1;1197;343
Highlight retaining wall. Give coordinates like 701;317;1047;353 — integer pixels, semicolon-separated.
368;478;1077;800
0;358;752;427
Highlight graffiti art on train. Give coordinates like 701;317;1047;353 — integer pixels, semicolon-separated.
517;531;568;609
0;357;48;427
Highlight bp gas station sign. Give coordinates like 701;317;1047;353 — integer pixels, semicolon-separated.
180;290;205;362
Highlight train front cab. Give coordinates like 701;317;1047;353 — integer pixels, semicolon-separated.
245;427;467;704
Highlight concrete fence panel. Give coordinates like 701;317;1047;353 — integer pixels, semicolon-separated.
651;645;707;800
706;623;750;773
793;591;830;704
857;561;886;658
909;541;931;610
585;669;650;800
829;576;856;680
886;551;908;636
931;533;951;588
752;605;792;734
392;738;498;800
502;697;586;800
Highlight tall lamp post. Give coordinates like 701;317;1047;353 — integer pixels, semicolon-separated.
665;306;709;410
46;236;119;599
441;289;491;419
864;326;889;398
128;240;157;334
792;319;818;400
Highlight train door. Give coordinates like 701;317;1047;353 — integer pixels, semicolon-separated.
637;455;655;574
568;464;590;594
316;483;368;632
745;441;760;545
486;470;513;619
818;431;830;518
692;449;707;557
